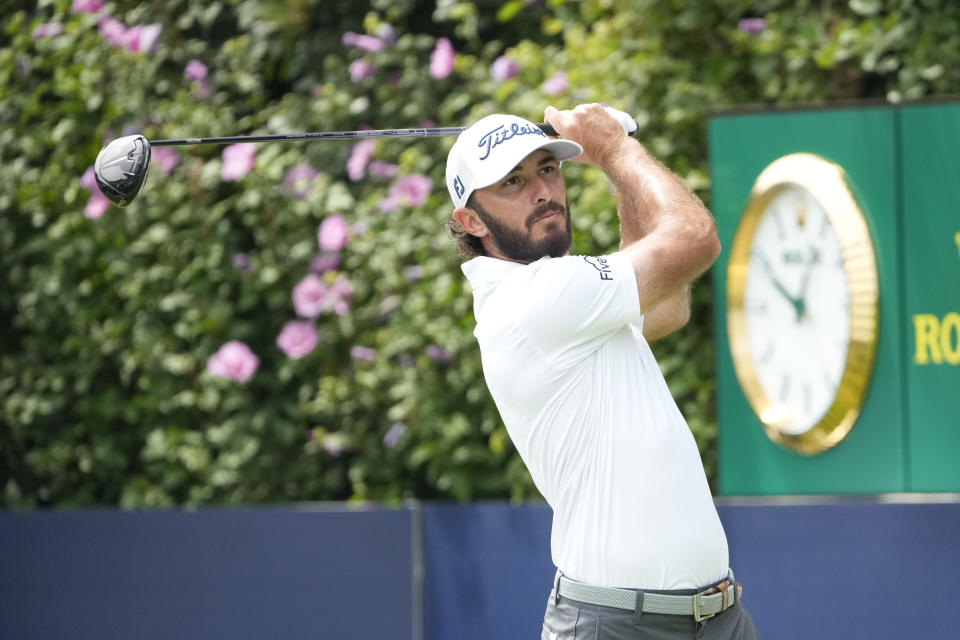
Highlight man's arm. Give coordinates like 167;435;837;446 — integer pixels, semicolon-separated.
642;285;690;342
544;104;720;314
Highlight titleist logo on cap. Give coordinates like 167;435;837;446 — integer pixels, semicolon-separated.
476;122;547;161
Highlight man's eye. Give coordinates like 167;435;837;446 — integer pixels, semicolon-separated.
503;176;520;186
540;165;557;174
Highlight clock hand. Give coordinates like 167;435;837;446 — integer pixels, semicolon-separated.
753;251;803;318
795;264;813;321
794;246;823;321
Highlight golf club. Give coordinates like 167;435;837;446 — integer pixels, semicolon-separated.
94;110;639;207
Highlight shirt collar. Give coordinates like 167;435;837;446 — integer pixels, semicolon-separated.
460;256;524;287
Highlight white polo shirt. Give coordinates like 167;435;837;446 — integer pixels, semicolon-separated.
461;253;729;590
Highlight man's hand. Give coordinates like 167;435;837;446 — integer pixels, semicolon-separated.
544;104;636;168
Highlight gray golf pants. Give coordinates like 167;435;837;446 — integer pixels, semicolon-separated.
541;584;759;639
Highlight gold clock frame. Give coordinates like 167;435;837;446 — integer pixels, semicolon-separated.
726;153;879;455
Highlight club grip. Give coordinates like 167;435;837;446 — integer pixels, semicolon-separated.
604;107;640;137
537;107;640;139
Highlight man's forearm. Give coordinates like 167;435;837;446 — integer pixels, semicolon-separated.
602;140;711;249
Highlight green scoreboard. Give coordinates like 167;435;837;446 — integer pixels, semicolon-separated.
709;103;960;495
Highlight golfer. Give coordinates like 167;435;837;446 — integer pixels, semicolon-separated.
445;104;758;639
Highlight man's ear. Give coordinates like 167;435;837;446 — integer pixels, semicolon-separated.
452;207;488;238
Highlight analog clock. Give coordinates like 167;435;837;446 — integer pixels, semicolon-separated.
726;153;879;455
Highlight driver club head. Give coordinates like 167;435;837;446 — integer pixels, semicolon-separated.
94;134;152;207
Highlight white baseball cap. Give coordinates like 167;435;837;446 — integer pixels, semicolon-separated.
445;113;583;209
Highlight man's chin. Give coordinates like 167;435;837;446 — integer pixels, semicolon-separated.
539;217;565;233
487;225;571;262
537;231;572;258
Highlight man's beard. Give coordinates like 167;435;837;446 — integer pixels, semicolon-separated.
472;198;572;263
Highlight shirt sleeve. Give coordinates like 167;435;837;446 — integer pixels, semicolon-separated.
513;253;643;368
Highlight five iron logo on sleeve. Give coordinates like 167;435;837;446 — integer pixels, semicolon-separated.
583;256;614;281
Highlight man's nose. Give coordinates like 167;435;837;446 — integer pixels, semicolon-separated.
531;176;551;203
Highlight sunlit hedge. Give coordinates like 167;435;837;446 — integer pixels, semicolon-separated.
3;0;957;507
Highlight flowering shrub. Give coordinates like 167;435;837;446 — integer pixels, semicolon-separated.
3;0;958;507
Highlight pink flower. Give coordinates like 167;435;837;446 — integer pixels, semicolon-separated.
738;18;766;35
221;143;256;181
84;192;110;219
152;146;179;175
378;174;433;213
71;0;104;13
393;174;433;203
98;17;126;46
425;344;452;363
346;139;374;181
367;161;398;181
429;38;455;79
292;273;328;318
317;213;349;251
32;22;63;39
349;59;374;82
310;252;340;273
542;71;568;95
490;56;519;82
184;59;208;81
81;166;98;191
121;23;162;53
283;164;319;198
276;321;320;359
292;272;353;317
207;341;260;383
351;345;376;361
342;31;385;53
184;60;210;99
139;24;163;52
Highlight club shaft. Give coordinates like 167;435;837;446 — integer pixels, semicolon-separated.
150;124;560;147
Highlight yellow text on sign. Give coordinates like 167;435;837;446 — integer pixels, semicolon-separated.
914;231;960;365
914;313;960;365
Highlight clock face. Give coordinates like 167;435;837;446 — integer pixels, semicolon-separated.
742;184;850;435
727;153;879;455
